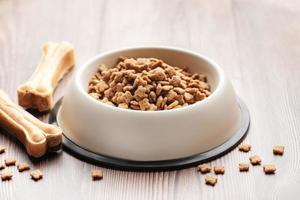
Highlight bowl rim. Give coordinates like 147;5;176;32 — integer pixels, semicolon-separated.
75;46;226;114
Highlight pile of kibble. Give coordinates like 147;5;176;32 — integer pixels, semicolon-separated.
88;57;211;111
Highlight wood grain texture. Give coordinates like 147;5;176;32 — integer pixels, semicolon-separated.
0;0;300;199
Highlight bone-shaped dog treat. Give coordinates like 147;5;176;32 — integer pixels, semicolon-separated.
18;42;75;112
0;90;62;157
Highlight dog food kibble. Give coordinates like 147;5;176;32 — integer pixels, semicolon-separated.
91;169;103;181
197;164;211;174
1;171;12;181
263;165;276;174
205;175;218;186
5;158;16;166
30;170;43;181
0;145;5;154
249;155;262;165
17;163;30;172
214;166;225;175
238;143;251;152
88;57;211;110
273;145;284;155
0;163;5;170
239;163;249;172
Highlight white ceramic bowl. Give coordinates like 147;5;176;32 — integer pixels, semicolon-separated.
58;47;241;161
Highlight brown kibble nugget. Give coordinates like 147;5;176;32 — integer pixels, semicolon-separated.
5;158;16;166
17;163;30;172
0;163;5;170
0;145;5;154
197;164;211;174
30;170;43;181
238;143;251;152
273;145;284;155
214;166;225;175
91;169;103;181
239;163;249;172
205;175;217;186
1;171;12;181
263;165;276;174
249;155;262;165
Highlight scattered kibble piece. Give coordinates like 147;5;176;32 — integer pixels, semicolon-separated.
214;166;225;175
249;155;262;165
0;163;5;170
0;145;5;154
197;164;211;174
238;143;251;152
273;145;284;155
91;169;103;181
30;170;43;181
1;171;12;181
17;163;30;172
239;163;249;172
263;164;276;174
5;158;16;166
205;175;217;186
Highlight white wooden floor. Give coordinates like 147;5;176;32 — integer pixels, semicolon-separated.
0;0;299;199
